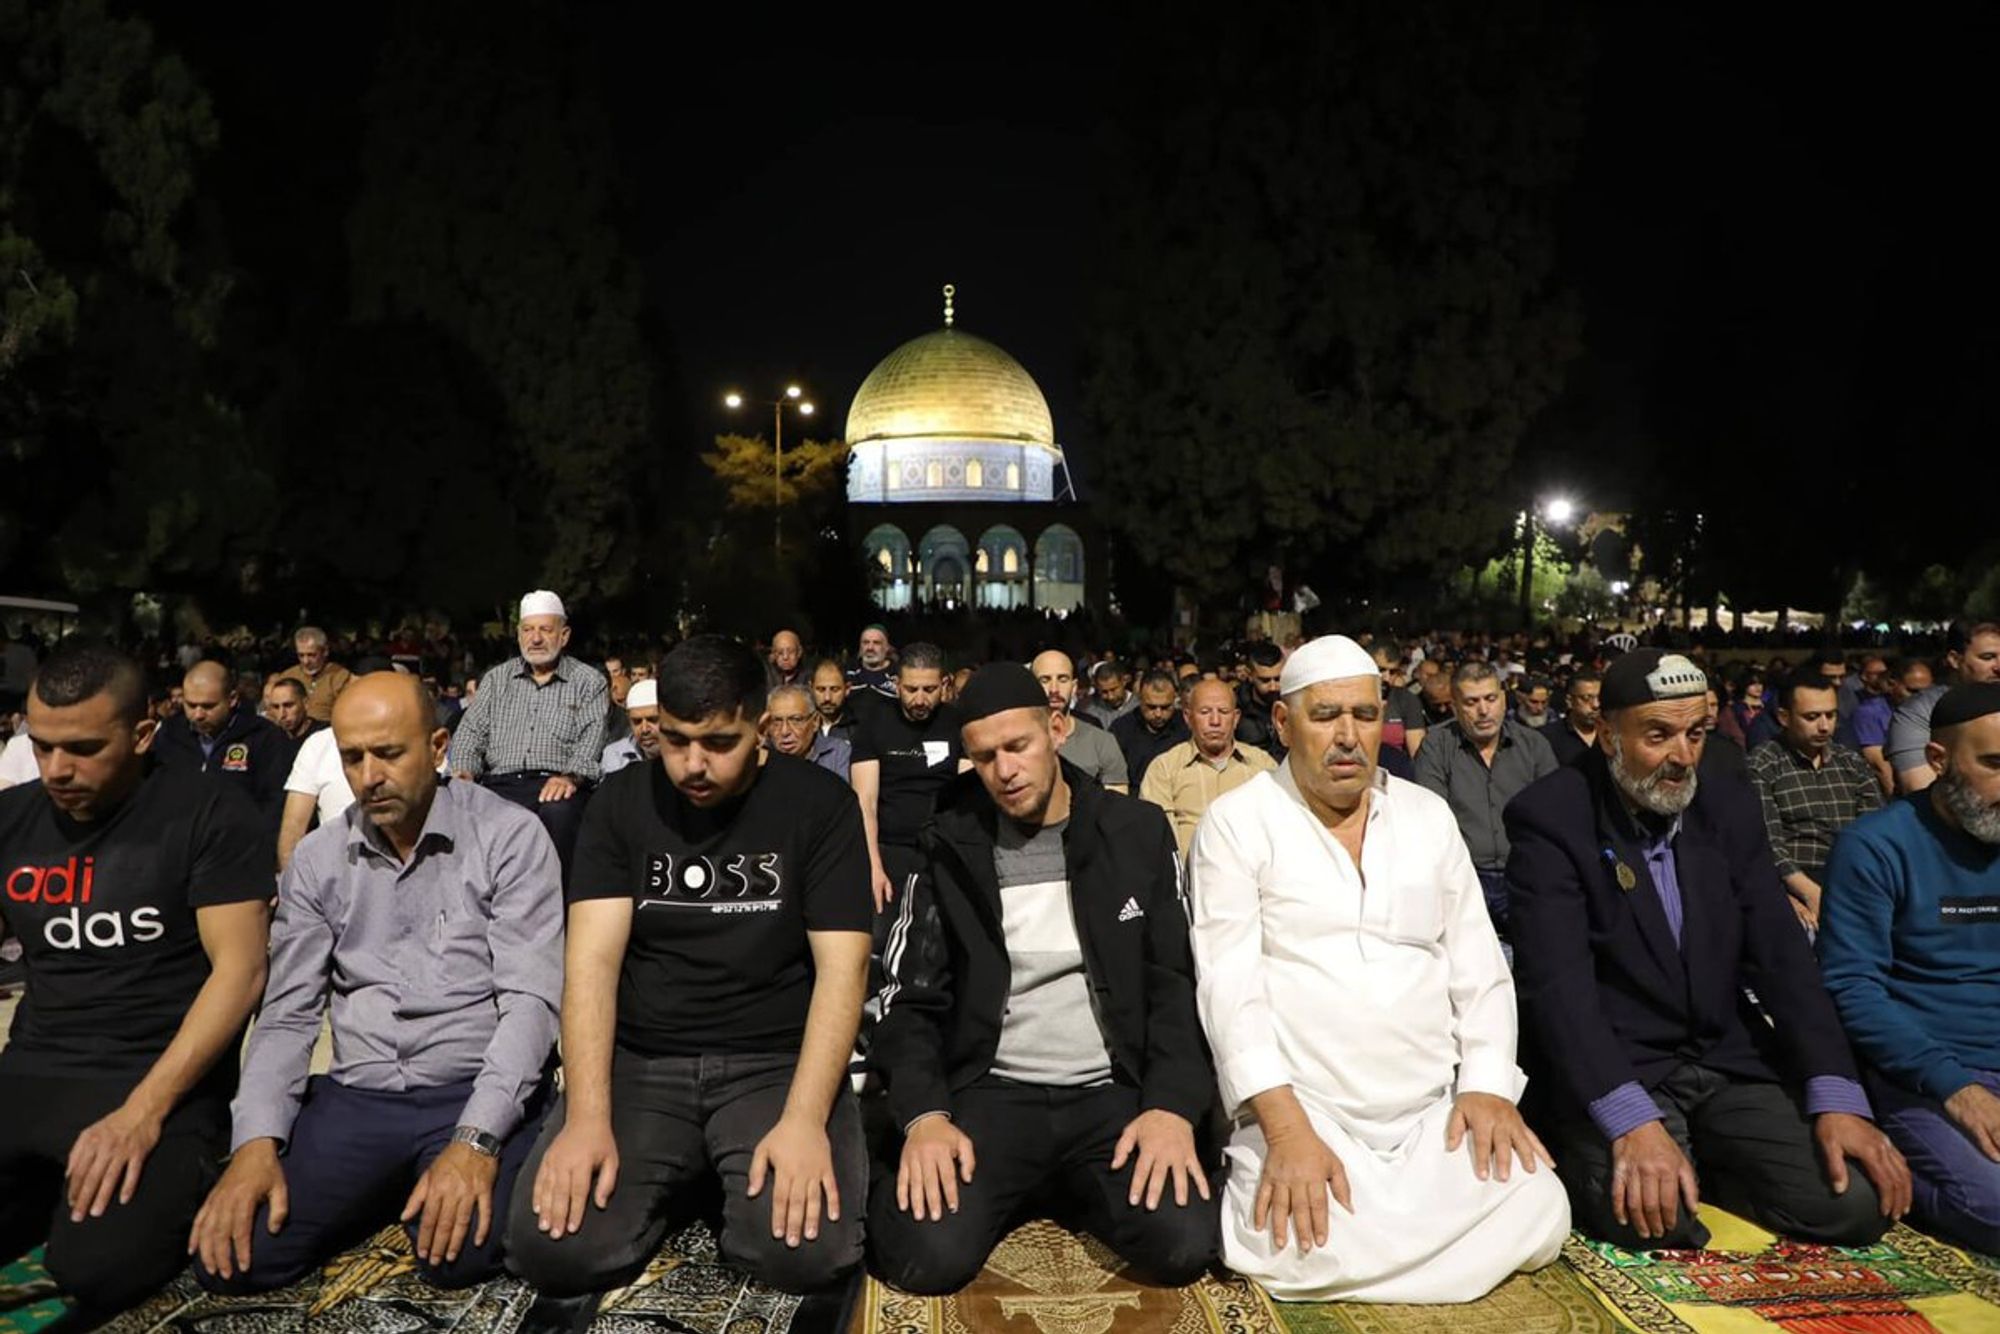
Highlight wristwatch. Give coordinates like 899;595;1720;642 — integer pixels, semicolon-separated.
450;1125;502;1158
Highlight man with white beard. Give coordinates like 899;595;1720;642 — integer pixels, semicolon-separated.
1506;648;1910;1251
449;591;608;876
1188;635;1569;1303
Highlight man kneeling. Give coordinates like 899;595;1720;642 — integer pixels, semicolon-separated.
868;663;1219;1295
191;673;564;1291
506;636;871;1295
1189;636;1569;1303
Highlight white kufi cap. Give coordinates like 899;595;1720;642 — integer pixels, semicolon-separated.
519;589;567;621
625;679;658;710
1278;634;1380;696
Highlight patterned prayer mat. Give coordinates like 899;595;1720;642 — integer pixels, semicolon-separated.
0;1222;852;1334
849;1212;2000;1334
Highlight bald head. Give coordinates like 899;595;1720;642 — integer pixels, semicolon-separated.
1030;650;1077;712
1185;678;1241;759
333;673;448;848
770;630;803;676
181;661;235;738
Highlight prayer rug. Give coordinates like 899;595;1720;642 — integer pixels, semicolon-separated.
3;1222;852;1334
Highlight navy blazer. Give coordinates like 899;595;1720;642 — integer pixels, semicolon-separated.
1504;749;1859;1121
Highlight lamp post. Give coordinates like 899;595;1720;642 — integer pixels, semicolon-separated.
1518;495;1576;629
724;384;815;563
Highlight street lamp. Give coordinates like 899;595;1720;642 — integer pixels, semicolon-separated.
1518;494;1578;629
723;383;815;562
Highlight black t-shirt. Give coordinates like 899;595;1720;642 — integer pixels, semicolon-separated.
569;752;872;1057
852;702;963;847
0;764;271;1082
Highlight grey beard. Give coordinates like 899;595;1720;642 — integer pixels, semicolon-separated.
1608;734;1699;817
1939;768;2000;845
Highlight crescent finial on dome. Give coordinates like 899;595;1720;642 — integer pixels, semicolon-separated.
943;283;955;328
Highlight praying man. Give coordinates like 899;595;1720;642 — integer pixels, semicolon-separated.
1188;634;1570;1303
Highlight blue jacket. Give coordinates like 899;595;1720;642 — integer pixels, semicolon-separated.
1505;749;1861;1121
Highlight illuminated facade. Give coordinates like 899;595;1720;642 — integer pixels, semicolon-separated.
846;287;1094;614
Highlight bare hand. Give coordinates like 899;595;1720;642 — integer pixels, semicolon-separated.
1945;1083;2000;1163
1789;878;1823;930
1815;1111;1911;1221
871;865;895;913
188;1140;287;1280
531;1117;619;1240
401;1142;499;1266
1110;1109;1210;1210
1610;1120;1699;1240
1446;1091;1553;1183
748;1113;840;1248
896;1114;976;1222
1252;1120;1351;1255
539;774;578;803
65;1100;163;1221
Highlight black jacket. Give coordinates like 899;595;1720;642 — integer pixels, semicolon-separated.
1504;748;1860;1122
1109;710;1189;790
872;761;1214;1131
152;707;296;830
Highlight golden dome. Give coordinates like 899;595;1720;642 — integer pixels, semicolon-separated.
845;328;1055;448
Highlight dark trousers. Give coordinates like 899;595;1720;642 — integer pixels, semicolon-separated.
867;1079;1219;1296
1555;1062;1887;1250
195;1076;544;1294
505;1050;866;1295
1872;1068;2000;1254
0;1072;227;1315
481;771;591;879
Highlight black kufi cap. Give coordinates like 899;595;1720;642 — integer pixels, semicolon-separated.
955;662;1050;725
1600;648;1708;712
1931;682;2000;731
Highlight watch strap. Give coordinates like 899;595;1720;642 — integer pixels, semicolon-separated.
450;1125;502;1157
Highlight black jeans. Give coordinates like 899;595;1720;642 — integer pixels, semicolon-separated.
1555;1062;1887;1250
195;1077;546;1294
0;1072;227;1315
505;1050;865;1295
479;771;592;880
867;1078;1219;1295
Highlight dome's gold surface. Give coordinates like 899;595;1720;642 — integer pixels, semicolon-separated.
845;329;1055;447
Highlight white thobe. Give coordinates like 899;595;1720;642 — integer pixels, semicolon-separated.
1188;766;1569;1303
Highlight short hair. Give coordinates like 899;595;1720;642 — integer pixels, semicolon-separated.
1968;622;2000;644
1522;674;1552;696
657;635;766;721
1137;669;1179;694
899;642;946;675
1452;660;1501;691
1778;672;1840;712
265;677;307;702
810;656;845;679
1244;641;1283;669
1567;669;1602;694
31;640;148;723
766;684;812;713
1806;647;1846;671
294;625;328;649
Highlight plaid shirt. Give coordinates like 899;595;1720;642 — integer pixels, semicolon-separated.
448;654;609;782
1747;738;1882;879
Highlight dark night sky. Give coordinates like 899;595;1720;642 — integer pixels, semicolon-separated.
166;3;1996;510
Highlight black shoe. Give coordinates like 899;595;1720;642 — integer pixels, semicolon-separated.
518;1291;602;1334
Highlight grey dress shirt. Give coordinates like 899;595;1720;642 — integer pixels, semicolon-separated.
1413;718;1557;869
449;654;609;781
230;778;565;1150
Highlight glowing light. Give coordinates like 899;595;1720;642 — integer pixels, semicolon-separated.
1543;497;1575;524
785;385;802;399
724;392;744;409
799;402;815;415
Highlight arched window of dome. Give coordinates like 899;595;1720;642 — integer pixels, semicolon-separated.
1002;547;1020;574
926;460;943;488
975;548;989;574
877;549;893;572
1005;461;1021;489
966;459;984;488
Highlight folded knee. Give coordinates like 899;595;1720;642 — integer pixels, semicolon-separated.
47;1247;179;1314
1120;1214;1218;1287
1789;1183;1889;1247
735;1231;864;1294
504;1229;645;1298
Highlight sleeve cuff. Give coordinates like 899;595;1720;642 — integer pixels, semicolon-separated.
457;1087;525;1143
1220;1048;1291;1116
1589;1081;1666;1142
903;1110;951;1134
1776;859;1801;880
1804;1075;1874;1121
1455;1051;1525;1101
230;1109;298;1155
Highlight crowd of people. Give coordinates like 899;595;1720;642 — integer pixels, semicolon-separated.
1;595;1998;1326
